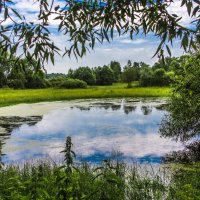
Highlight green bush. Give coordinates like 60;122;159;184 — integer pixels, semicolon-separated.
59;78;87;89
48;77;65;87
69;67;96;85
0;70;7;88
7;79;25;89
168;163;200;200
25;75;47;89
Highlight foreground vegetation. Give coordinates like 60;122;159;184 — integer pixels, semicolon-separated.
0;137;199;200
0;85;170;107
0;160;168;200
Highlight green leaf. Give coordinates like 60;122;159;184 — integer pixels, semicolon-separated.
11;8;22;19
166;45;171;57
103;28;109;42
187;2;193;16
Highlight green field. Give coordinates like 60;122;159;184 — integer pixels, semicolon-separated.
0;84;171;107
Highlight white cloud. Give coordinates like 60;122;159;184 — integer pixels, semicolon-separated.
7;0;190;72
167;0;196;27
3;100;184;163
119;39;148;44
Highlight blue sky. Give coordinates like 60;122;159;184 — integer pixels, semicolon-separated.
9;0;194;73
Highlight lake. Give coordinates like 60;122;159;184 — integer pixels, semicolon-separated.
0;98;183;164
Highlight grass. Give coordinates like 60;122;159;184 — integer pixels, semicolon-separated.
0;83;171;107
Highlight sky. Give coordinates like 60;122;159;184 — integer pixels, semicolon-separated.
7;0;195;73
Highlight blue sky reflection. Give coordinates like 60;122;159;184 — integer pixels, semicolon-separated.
2;99;183;164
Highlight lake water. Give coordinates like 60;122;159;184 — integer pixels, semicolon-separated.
0;98;183;164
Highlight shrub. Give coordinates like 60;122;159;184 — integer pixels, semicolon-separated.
139;69;153;86
25;75;47;89
70;67;96;85
59;78;87;89
168;163;200;200
0;70;7;88
48;77;65;87
7;79;25;89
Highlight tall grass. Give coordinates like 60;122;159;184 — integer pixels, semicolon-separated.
0;161;171;200
1;137;196;200
0;85;170;107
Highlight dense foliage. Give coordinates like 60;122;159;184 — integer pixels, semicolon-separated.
160;54;200;141
0;55;191;89
167;163;200;200
59;78;87;89
67;67;96;85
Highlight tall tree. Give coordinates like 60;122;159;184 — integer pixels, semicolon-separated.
122;60;143;87
110;61;121;82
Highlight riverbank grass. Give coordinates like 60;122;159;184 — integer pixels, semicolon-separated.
0;84;170;107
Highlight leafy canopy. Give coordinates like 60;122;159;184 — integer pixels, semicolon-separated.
0;0;199;68
159;53;200;142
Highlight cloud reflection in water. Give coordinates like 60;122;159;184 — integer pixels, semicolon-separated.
2;99;183;164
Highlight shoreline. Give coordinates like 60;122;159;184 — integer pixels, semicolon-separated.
0;87;170;108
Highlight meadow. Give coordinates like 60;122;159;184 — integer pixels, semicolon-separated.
0;84;170;107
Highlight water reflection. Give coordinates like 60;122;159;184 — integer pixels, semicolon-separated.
0;116;42;134
0;139;5;168
0;99;183;164
0;116;42;163
141;106;152;115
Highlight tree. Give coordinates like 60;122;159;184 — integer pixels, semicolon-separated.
159;53;200;142
94;65;114;85
110;61;121;82
152;57;176;72
138;63;152;86
71;67;96;85
0;0;199;68
152;68;170;86
7;65;27;89
122;66;136;88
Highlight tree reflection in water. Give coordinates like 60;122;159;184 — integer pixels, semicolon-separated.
141;106;152;115
0;139;5;169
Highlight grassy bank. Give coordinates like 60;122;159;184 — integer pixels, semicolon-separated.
0;84;170;107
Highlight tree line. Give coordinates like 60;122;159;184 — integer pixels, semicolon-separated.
57;56;187;88
0;54;192;89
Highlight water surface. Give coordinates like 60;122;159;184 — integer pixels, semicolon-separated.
0;98;183;164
